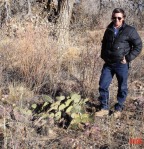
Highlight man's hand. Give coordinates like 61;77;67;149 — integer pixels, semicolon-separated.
121;56;127;64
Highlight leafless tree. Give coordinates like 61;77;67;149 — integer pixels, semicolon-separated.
57;0;75;50
27;0;32;16
47;0;75;49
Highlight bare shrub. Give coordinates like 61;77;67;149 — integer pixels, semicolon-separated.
0;21;103;97
0;22;60;94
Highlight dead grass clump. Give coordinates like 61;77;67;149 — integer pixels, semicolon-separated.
0;22;60;93
1;22;104;96
85;29;104;44
0;83;34;107
138;30;144;56
8;83;34;102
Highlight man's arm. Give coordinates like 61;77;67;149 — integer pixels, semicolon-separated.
125;28;142;62
101;30;107;60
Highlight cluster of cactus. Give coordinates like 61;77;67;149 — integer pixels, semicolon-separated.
31;93;94;128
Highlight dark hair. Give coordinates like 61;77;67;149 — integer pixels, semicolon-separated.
112;8;126;18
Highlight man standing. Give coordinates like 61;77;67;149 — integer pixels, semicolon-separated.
95;8;142;118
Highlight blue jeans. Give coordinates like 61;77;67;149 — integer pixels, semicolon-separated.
99;62;129;111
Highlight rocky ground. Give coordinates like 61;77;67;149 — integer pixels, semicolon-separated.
0;88;144;149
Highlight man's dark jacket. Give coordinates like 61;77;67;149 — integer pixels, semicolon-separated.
101;22;142;63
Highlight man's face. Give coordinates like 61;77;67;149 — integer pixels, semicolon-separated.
112;13;124;28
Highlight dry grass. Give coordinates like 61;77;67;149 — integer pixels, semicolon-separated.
138;30;144;56
0;22;143;97
0;22;60;93
7;83;34;102
0;21;103;96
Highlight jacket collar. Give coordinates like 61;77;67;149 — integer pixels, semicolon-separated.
107;21;127;30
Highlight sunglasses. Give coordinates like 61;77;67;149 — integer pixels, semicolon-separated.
112;17;122;21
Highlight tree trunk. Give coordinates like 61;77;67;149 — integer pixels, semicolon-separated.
27;0;32;16
57;0;75;51
5;0;11;23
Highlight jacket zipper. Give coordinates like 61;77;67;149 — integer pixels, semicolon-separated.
108;27;124;46
107;28;115;45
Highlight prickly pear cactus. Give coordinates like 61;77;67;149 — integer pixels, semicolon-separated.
30;93;94;129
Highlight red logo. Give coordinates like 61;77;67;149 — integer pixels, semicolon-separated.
129;138;143;144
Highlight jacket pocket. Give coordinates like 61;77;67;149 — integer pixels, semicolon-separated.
109;47;125;61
